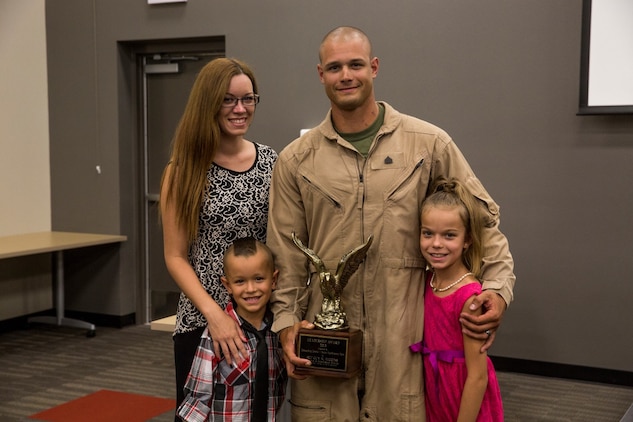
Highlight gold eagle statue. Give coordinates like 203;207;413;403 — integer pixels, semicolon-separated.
292;232;373;330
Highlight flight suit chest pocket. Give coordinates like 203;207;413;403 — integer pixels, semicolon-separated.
370;152;405;170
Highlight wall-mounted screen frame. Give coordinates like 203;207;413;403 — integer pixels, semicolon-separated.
578;0;633;115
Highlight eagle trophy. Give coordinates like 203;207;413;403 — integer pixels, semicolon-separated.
292;232;373;330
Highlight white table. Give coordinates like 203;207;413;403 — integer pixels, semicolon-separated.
150;314;176;332
0;231;127;336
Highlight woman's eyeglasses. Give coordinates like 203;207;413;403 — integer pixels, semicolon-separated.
221;94;260;108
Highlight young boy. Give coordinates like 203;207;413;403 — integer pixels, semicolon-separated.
177;237;287;422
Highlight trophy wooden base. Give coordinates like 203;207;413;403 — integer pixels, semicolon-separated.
295;328;362;378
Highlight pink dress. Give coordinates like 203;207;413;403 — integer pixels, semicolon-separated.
411;277;504;421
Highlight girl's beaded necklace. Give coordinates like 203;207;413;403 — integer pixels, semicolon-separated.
430;271;472;292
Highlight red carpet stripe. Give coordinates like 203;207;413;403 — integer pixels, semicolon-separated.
29;389;176;422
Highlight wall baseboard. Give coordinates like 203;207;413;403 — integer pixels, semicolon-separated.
1;315;631;388
0;310;136;333
491;355;633;387
62;310;136;328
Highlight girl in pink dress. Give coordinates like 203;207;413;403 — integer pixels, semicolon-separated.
410;177;503;421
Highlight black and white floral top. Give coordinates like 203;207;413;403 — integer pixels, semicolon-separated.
174;142;277;335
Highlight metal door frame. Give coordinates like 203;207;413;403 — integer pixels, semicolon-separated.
120;37;225;324
140;51;223;323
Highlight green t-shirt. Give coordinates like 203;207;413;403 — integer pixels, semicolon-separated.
337;103;385;157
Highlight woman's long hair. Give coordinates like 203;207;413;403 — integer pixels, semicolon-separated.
421;177;487;278
160;58;258;242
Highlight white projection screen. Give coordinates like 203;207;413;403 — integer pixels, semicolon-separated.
579;0;633;114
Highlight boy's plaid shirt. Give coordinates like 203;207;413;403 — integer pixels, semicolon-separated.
177;302;287;421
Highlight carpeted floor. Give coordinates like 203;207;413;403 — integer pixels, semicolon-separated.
0;323;176;422
0;323;632;421
29;389;175;422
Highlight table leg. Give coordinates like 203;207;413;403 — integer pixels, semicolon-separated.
27;251;97;337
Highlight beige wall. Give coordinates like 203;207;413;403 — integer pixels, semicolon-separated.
0;0;50;235
0;0;52;319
